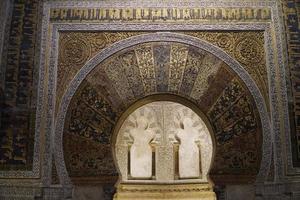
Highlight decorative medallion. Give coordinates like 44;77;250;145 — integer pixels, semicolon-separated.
216;33;234;49
234;37;264;65
60;35;91;66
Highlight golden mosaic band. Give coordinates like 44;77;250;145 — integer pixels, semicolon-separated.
50;7;271;22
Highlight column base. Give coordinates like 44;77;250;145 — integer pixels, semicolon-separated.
114;183;216;200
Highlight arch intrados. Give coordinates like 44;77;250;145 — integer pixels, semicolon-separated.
111;94;217;184
54;32;271;186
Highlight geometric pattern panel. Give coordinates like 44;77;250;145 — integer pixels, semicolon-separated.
63;41;262;184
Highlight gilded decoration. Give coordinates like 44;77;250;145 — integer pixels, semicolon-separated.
168;44;189;93
183;31;268;105
64;81;119;178
63;41;262;184
134;44;157;94
1;1;297;199
118;50;145;98
57;31;268;112
57;32;144;110
114;183;216;200
234;37;264;65
208;78;261;181
50;7;272;23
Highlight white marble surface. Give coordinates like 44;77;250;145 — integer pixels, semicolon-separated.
129;117;155;178
176;118;201;178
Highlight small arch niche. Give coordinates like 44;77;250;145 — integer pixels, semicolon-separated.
114;101;214;184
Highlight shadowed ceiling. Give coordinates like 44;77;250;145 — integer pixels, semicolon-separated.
62;41;262;185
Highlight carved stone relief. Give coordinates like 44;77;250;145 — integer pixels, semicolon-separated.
57;32;145;111
63;41;263;184
127;117;156;179
183;31;268;105
1;1;295;199
115;101;213;183
57;31;268;110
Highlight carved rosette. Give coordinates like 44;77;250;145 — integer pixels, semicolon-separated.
216;33;234;50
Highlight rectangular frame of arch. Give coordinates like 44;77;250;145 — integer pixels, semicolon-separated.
0;1;295;185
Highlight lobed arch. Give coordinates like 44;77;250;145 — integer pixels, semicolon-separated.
54;32;272;187
111;94;217;184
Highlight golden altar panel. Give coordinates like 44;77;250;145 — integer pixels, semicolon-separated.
114;184;216;200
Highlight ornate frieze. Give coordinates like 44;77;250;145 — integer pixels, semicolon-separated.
49;7;272;23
